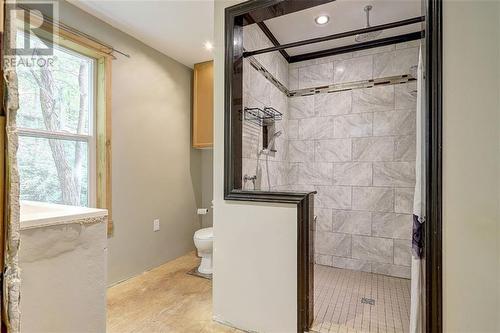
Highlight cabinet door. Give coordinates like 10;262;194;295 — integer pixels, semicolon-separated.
193;61;213;148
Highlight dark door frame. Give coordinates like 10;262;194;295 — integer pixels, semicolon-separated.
223;1;442;332
423;1;442;331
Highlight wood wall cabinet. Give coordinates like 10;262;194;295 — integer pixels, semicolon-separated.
192;61;213;148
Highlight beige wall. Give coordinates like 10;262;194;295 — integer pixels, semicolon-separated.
212;1;298;332
53;1;202;285
443;1;500;332
201;149;214;228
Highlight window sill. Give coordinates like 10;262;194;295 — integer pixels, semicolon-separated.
20;200;108;230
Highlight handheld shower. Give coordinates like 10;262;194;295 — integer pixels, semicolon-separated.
268;130;282;149
262;130;282;154
260;130;282;191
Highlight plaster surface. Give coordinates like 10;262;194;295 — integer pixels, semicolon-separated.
19;216;108;333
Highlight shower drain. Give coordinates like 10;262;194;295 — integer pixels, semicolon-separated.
361;297;375;305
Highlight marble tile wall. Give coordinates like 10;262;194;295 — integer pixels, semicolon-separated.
288;40;420;89
288;42;420;278
241;32;420;278
241;24;290;191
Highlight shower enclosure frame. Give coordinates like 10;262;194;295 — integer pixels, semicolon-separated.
223;0;442;332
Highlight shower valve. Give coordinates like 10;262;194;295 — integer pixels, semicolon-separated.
243;174;257;189
244;174;257;182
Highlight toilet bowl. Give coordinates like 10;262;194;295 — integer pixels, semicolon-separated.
193;227;213;274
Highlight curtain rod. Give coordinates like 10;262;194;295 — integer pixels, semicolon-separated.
54;19;131;58
17;5;130;58
243;16;425;58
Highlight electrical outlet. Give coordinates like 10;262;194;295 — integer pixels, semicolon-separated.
153;219;160;232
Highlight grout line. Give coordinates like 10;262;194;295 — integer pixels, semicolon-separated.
312;266;411;333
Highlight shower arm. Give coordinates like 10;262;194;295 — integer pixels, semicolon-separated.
363;5;376;28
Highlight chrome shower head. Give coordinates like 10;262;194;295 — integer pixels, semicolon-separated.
355;5;382;43
261;130;283;154
268;130;282;148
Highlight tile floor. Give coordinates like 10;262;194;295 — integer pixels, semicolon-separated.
107;252;241;333
311;265;411;333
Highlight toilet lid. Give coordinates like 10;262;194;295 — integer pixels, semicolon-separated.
194;227;213;240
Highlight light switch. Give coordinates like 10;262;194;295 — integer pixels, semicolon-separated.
153;219;160;232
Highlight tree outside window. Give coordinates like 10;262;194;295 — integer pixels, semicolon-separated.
16;31;96;207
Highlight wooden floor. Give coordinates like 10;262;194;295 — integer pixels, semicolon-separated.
107;252;241;333
311;265;411;333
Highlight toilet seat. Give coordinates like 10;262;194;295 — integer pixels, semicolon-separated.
194;227;213;240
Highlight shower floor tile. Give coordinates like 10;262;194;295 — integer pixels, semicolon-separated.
312;265;411;333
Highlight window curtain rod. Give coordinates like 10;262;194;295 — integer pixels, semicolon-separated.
17;5;130;58
243;16;425;58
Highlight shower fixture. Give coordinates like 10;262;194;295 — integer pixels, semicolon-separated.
262;130;282;154
268;130;282;147
243;174;257;189
260;130;283;191
355;5;382;43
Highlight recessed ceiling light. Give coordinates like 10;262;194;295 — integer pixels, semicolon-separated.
315;15;330;25
204;41;213;51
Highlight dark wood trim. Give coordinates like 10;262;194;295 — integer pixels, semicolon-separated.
289;31;424;63
424;0;442;332
257;22;291;62
297;193;315;332
225;190;313;203
241;13;291;61
244;16;425;58
224;4;244;194
247;6;421;65
241;0;334;25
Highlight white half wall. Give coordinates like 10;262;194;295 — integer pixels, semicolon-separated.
443;1;500;332
213;201;297;332
212;1;298;332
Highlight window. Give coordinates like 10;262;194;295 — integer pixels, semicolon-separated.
13;10;113;231
16;31;96;207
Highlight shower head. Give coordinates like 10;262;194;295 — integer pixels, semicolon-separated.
355;5;382;43
268;130;282;148
261;130;283;154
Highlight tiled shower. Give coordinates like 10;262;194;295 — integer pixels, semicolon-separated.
242;24;419;279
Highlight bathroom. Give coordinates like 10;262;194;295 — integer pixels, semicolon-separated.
1;0;500;332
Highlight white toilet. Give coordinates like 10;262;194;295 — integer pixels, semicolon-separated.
193;227;213;274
